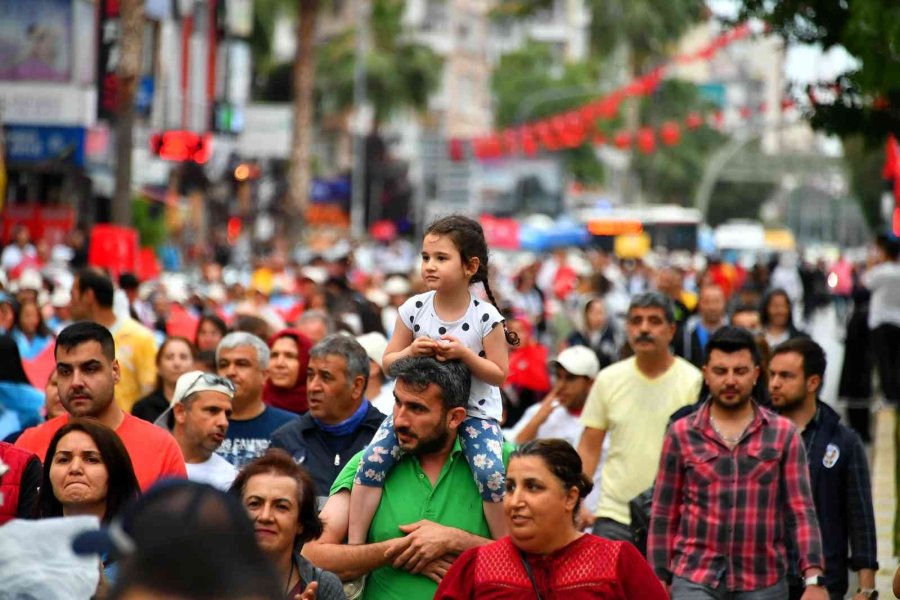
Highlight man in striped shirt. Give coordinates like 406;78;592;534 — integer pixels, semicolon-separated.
649;327;827;600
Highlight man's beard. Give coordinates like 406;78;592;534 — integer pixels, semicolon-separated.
712;388;753;412
397;420;452;456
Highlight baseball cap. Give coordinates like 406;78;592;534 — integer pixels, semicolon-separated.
153;371;235;429
383;275;410;297
357;332;388;371
550;346;600;379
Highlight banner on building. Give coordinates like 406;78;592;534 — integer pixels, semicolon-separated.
0;0;72;82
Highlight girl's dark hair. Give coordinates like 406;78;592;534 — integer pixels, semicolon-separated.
759;288;795;329
38;419;141;521
229;449;323;546
154;336;199;393
0;334;32;384
195;314;228;348
17;299;52;338
511;439;593;516
425;215;520;346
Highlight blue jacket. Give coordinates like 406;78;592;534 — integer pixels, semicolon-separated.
795;401;878;596
0;381;43;439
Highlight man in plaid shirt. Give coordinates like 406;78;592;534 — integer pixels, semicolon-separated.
649;327;827;600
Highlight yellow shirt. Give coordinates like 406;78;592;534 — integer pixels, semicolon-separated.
111;317;158;412
580;356;702;524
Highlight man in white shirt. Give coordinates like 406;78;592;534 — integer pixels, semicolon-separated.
357;331;396;416
862;234;900;405
506;345;608;514
157;370;238;491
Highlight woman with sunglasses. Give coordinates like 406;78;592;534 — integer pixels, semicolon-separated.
155;371;238;491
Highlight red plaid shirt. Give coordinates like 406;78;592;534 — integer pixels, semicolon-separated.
648;401;823;592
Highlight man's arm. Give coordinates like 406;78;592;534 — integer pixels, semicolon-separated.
301;490;407;581
513;387;560;445
648;430;684;585
577;427;606;480
781;429;825;577
387;520;492;574
844;433;879;591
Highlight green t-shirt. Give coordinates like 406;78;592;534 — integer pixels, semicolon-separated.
330;436;514;600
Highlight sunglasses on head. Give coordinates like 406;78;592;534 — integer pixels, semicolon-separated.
182;373;235;398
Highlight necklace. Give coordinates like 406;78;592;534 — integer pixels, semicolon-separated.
284;560;296;597
710;414;750;445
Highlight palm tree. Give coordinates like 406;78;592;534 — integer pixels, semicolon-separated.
112;0;145;226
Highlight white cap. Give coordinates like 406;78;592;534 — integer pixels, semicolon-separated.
204;283;227;304
383;276;410;297
356;332;388;371
153;371;235;429
550;346;600;379
50;289;71;308
300;266;328;285
365;289;389;307
17;269;42;291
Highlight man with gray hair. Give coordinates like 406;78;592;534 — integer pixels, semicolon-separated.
271;334;385;499
215;332;294;467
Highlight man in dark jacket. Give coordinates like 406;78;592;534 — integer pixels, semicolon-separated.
672;284;728;367
270;335;384;502
769;337;878;600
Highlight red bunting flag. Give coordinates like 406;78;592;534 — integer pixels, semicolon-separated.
685;112;704;130
614;131;633;149
660;121;681;146
637;128;656;154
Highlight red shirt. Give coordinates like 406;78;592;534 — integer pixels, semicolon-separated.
15;413;187;491
648;401;823;591
434;534;667;599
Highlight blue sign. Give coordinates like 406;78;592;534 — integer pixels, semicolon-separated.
3;124;86;167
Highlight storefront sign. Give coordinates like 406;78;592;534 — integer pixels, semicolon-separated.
3;124;86;167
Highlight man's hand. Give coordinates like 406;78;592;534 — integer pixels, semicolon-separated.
419;555;455;584
294;581;317;600
534;384;562;421
385;520;456;574
800;586;829;600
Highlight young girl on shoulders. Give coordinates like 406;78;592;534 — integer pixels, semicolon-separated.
347;215;519;543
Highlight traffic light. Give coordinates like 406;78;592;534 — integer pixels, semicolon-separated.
149;131;212;164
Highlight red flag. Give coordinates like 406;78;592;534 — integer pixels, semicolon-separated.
448;138;465;162
23;342;56;389
637;128;656;153
660;121;681;146
613;131;633;149
685;112;704;130
883;135;900;181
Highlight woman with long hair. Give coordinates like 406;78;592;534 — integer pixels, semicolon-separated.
12;298;54;360
131;336;197;423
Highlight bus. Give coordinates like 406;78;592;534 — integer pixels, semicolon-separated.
577;205;703;253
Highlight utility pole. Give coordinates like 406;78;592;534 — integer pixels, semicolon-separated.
350;0;371;238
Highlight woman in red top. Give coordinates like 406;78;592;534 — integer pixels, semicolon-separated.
434;439;667;600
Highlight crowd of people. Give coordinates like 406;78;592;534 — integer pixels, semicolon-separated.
0;216;899;600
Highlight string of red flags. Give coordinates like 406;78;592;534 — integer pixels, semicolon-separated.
449;22;770;162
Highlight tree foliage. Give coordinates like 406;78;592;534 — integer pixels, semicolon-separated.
736;0;900;142
315;0;442;124
631;80;727;205
492;42;606;183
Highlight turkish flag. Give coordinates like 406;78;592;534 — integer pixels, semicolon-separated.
23;342;56;389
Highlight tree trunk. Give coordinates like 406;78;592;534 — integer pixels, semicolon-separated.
287;0;319;244
112;0;145;226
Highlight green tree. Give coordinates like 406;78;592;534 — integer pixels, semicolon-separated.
631;79;727;205
736;0;900;142
314;0;442;126
492;42;606;184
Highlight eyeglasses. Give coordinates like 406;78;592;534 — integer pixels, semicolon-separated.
181;373;235;400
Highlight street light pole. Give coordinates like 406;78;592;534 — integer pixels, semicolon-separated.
350;0;371;238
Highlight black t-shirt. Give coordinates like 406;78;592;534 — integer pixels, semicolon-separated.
131;389;169;423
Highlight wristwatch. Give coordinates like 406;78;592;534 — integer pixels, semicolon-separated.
803;574;826;587
857;588;879;599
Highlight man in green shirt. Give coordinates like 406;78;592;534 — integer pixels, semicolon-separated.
303;356;512;599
